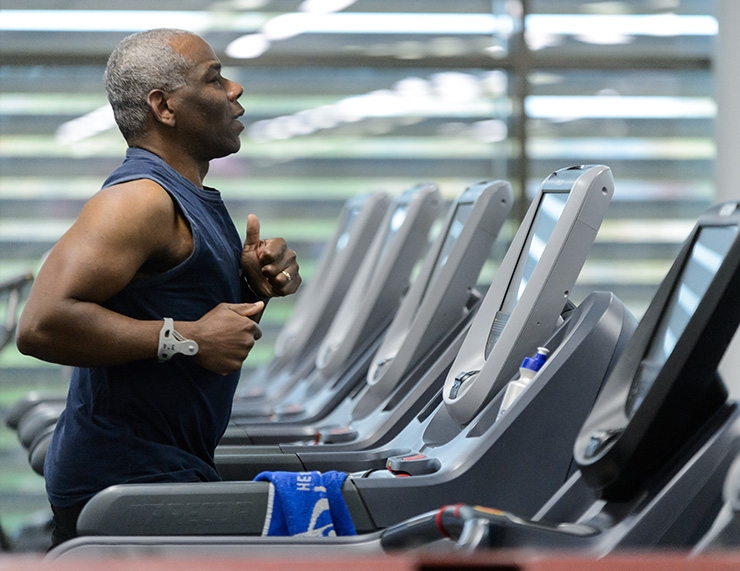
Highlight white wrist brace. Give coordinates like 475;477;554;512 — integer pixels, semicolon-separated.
157;317;198;363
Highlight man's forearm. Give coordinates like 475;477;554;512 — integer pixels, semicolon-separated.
17;299;161;368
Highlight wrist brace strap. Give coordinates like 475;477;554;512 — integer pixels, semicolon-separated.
158;317;198;363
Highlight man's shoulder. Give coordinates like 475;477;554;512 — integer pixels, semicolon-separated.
98;177;171;205
84;178;176;228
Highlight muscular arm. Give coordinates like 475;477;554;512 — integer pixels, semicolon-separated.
17;179;262;375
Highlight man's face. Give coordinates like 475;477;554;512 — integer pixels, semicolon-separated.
168;34;245;160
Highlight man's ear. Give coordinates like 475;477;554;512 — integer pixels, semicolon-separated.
147;89;176;127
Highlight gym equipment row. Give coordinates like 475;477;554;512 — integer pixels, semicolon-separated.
4;165;740;561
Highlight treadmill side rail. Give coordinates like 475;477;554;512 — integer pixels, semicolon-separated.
76;478;378;537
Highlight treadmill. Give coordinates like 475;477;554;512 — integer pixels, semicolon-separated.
379;200;740;555
226;182;442;424
46;166;640;561
217;179;514;448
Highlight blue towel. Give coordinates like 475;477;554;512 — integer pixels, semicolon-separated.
254;470;357;537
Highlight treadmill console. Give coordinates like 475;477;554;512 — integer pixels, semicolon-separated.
272;192;389;359
443;165;614;426
314;183;441;377
365;180;513;393
575;202;740;501
366;191;476;386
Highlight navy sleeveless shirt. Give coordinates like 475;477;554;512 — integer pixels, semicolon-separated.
45;148;243;508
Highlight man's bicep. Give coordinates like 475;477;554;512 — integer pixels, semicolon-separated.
36;183;175;305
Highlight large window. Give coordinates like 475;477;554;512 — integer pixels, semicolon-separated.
0;0;717;540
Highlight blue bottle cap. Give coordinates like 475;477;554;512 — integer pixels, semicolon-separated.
520;349;549;372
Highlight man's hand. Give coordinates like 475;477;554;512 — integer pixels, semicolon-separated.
180;302;264;376
241;214;301;298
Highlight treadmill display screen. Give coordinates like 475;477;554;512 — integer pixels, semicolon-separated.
484;191;568;357
381;204;409;254
625;225;739;417
335;206;362;252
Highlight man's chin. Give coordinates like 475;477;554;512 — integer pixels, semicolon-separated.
212;141;242;160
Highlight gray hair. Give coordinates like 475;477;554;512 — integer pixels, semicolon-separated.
105;28;193;143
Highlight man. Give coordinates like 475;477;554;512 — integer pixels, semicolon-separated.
16;28;301;546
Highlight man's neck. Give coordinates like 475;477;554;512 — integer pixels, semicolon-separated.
132;142;209;188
